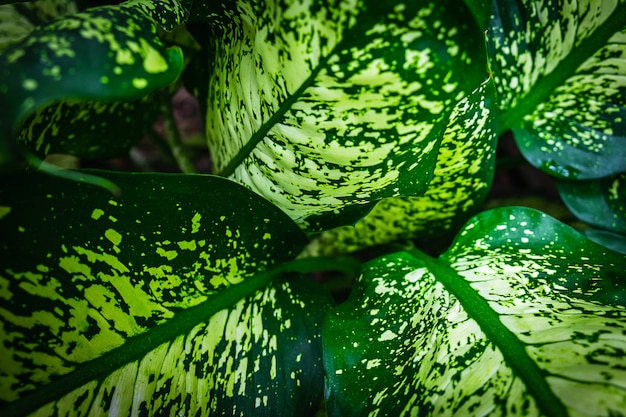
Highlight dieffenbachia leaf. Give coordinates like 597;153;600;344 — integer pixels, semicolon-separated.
487;0;626;179
0;0;71;49
583;229;626;255
190;0;489;231
324;206;626;416
17;96;161;159
303;78;498;256
557;172;626;234
0;172;306;410
0;0;185;147
1;273;330;417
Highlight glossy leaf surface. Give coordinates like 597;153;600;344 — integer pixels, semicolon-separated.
16;97;160;159
324;207;626;416
192;0;488;231
304;79;498;255
557;172;626;234
488;0;626;179
1;273;329;417
0;170;311;413
0;0;184;145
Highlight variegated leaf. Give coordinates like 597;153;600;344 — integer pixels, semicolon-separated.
0;0;78;43
1;273;329;417
17;96;160;159
0;170;310;410
324;206;626;416
488;0;626;179
303;78;498;256
0;0;185;148
0;0;194;161
190;0;489;231
557;172;626;234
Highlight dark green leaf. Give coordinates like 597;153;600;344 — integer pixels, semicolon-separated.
488;0;626;179
583;228;626;255
557;172;626;234
462;0;491;29
190;0;489;231
16;97;160;158
324;206;626;416
0;1;184;144
304;78;498;255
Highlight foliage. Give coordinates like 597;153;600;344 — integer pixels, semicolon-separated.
0;0;625;416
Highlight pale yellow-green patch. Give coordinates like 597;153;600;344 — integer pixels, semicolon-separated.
91;208;104;220
178;240;197;251
191;213;202;233
156;247;178;260
132;78;148;89
104;229;122;246
73;246;129;273
139;38;169;73
115;48;135;66
0;206;11;220
22;79;37;90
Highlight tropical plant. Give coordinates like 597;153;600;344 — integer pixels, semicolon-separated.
1;0;625;416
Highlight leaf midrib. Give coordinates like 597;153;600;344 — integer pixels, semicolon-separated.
410;248;568;417
217;27;354;177
498;2;626;135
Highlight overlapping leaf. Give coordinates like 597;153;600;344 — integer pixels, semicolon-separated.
304;78;498;255
189;0;488;231
1;276;330;417
0;0;185;158
0;171;319;415
557;172;626;234
488;0;626;179
324;206;626;416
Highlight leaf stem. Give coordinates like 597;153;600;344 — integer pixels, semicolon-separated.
407;248;568;417
159;92;197;174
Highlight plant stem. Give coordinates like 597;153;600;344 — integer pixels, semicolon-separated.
159;93;197;174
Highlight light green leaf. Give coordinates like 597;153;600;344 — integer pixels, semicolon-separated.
1;273;329;417
190;0;489;231
324;206;626;416
303;78;498;255
0;171;309;403
0;0;184;145
557;172;626;234
488;0;626;179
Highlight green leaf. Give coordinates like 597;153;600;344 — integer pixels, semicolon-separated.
488;0;626;179
0;1;184;144
16;97;161;158
557;172;626;234
0;171;325;415
191;0;489;231
583;228;626;255
462;0;491;29
303;78;498;255
324;206;626;416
